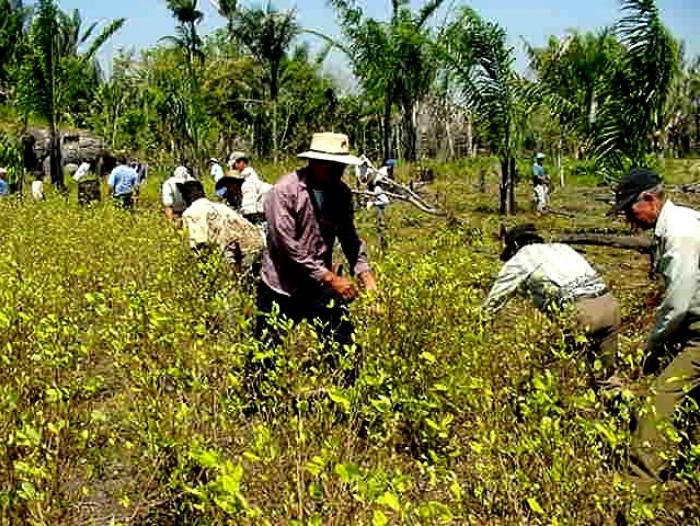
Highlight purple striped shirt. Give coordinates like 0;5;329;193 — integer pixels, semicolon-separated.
261;169;371;296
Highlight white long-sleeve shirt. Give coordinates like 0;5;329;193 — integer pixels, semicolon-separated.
648;200;700;350
484;243;607;313
240;166;272;215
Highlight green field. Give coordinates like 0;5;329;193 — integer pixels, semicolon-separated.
1;159;699;525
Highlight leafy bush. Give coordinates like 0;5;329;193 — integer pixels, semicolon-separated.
0;167;698;525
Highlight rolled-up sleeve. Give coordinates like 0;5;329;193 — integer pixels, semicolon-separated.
338;190;371;276
266;188;329;283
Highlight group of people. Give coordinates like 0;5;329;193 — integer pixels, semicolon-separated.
487;167;700;493
177;132;699;496
3;128;696;496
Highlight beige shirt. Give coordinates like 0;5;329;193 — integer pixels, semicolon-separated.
182;198;264;267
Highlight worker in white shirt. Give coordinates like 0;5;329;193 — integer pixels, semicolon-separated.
484;224;620;381
31;174;45;201
209;158;225;183
608;168;700;491
162;165;194;222
228;151;271;224
73;160;92;182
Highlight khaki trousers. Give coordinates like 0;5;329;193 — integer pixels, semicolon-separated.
574;293;621;380
629;321;700;488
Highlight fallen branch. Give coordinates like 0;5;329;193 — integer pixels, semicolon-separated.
556;233;652;253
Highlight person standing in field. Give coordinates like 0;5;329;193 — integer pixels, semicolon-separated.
73;160;91;182
107;156;139;209
255;132;378;383
178;180;264;274
532;152;550;215
229;151;271;225
162;165;195;222
31;174;45;201
209;158;225;183
607;168;700;492
0;168;9;197
484;224;620;382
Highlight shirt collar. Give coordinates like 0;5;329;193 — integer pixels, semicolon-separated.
654;199;675;239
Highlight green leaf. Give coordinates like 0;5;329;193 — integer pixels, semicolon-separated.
372;510;389;526
376;491;400;512
527;497;545;515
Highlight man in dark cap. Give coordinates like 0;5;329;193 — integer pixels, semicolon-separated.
484;224;620;382
608;168;700;491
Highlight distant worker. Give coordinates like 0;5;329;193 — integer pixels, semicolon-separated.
179;180;264;273
484;224;620;382
257;133;378;382
229;151;271;224
367;171;390;250
532;152;550;215
162;165;194;222
0;168;9;197
209;158;225;183
607;169;700;492
107;156;140;208
31;174;45;201
73;160;91;182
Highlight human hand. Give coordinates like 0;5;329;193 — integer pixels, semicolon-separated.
323;273;359;302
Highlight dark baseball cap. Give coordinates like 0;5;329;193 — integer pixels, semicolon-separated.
607;168;662;216
500;224;544;261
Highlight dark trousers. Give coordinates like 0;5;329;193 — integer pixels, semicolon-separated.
113;193;133;209
251;281;357;388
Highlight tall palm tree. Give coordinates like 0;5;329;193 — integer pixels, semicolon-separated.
443;7;526;214
230;2;298;159
0;0;28;90
592;0;679;180
326;0;445;161
16;0;124;189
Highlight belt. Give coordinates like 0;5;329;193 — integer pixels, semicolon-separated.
574;288;610;302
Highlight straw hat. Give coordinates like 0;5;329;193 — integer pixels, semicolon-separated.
298;133;362;166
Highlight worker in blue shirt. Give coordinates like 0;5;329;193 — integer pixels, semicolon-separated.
108;156;140;208
0;168;10;196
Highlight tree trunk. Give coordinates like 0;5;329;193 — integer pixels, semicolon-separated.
402;101;417;162
272;99;278;163
499;156;511;215
383;98;392;161
49;124;63;190
557;135;564;187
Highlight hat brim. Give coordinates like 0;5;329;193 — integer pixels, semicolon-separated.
606;193;638;217
215;176;245;191
298;151;363;166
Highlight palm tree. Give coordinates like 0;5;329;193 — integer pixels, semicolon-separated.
325;0;445;161
229;2;298;159
442;7;526;214
592;0;679;180
16;0;124;189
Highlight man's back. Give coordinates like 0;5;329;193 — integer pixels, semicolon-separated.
485;243;606;312
109;165;138;196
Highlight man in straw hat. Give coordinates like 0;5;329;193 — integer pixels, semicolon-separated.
484;224;620;383
254;132;378;382
607;168;700;492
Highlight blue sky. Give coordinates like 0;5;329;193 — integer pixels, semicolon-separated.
52;0;700;81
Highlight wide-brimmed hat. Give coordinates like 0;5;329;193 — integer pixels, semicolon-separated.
0;167;7;176
501;224;544;261
535;152;546;160
209;157;220;164
298;133;362;166
215;174;245;192
606;168;662;217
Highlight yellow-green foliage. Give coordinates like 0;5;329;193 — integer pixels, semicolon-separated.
0;161;699;525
